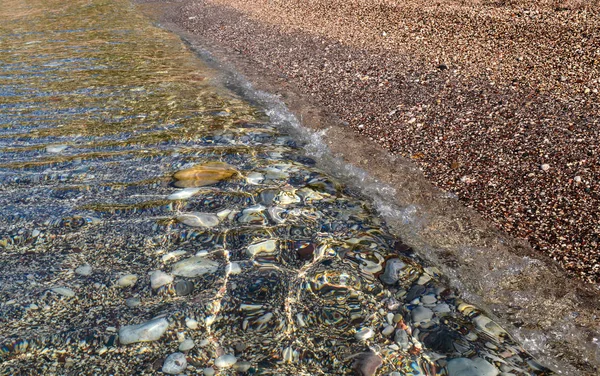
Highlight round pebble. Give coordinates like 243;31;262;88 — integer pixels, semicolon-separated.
355;327;374;341
150;270;173;289
125;297;141;308
214;354;237;368
175;280;194;296
162;352;187;374
116;274;137;287
179;339;195;351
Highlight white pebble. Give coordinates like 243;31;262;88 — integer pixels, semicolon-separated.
119;317;169;345
168;187;201;200
574;176;582;183
214;354;237;368
51;287;75;297
162;352;187;374
226;262;242;275
116;274;138;287
185;318;199;330
149;270;173;289
75;264;92;276
203;367;215;376
355;327;374;341
46;144;68;153
541;163;550;171
179;339;195;351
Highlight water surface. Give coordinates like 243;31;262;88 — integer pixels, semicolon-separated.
0;0;553;374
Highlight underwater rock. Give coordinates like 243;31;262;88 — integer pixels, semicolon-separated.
214;354;237;368
355;327;374;341
412;306;434;323
380;258;406;285
352;351;382;376
172;256;219;277
179;338;195;351
119;317;169;345
175;280;194;296
116;274;138;288
162;352;187;374
51;287;75;297
168;187;201;200
246;239;277;257
75;264;92;276
446;357;499;376
150;270;173;289
173;162;237;187
46;144;68;153
177;212;219;228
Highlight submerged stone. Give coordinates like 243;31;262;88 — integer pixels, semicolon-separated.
119;317;169;345
173;162;237;187
75;264;92;276
172;256;219;277
175;280;194;296
116;274;138;288
168;187;201;200
446;357;499;376
162;352;187;374
352;351;382;376
177;213;219;228
51;287;75;297
214;354;237;368
150;270;173;289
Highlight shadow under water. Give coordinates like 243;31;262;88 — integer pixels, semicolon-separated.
0;0;555;374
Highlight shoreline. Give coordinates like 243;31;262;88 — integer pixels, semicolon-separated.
136;0;600;373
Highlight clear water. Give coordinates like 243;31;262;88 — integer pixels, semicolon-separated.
0;0;554;374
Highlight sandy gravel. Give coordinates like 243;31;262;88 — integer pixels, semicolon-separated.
152;0;600;284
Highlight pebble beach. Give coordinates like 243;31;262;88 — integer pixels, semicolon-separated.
163;0;600;284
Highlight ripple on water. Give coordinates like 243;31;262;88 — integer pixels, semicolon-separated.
0;0;556;374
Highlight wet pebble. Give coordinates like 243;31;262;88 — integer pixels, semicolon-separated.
433;304;451;313
246;239;277;257
150;270;173;289
172;256;219;277
234;361;252;372
162;352;187;374
125;297;141;308
406;285;425;301
51;287;75;297
412;306;434;323
119;317;169;344
185;318;199;330
46;144;68;153
380;258;405;285
382;325;395;336
116;274;138;288
75;264;92;276
352;351;383;376
175;280;194;296
246;172;264;184
173;162;237;187
203;367;215;376
446;357;499;376
179;339;195;351
355;327;374;341
226;262;242;275
168;187;201;200
177;212;219;228
214;354;237;368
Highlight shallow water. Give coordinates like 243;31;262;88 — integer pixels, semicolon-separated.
0;0;555;374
